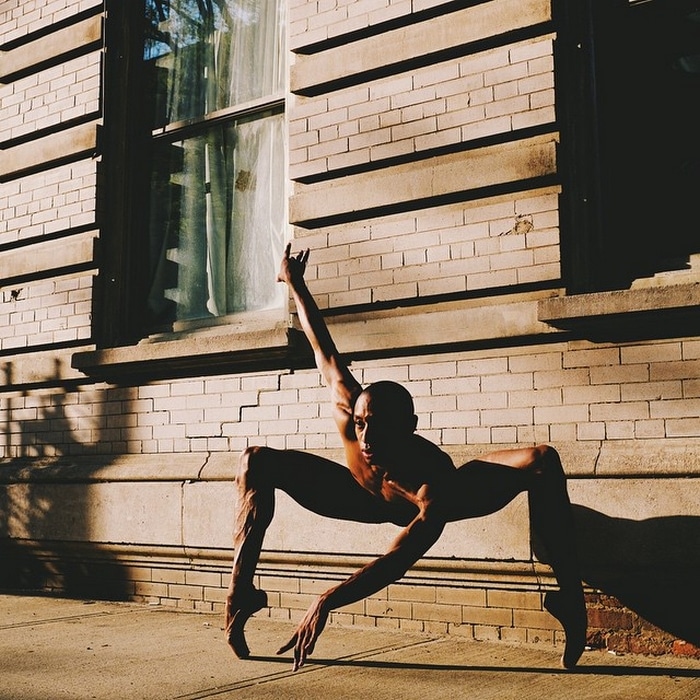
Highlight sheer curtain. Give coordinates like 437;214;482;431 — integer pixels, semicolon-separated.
145;0;285;327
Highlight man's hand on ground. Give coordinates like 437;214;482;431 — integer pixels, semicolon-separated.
277;595;329;671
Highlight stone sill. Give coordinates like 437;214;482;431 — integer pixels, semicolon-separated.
71;292;561;382
538;283;700;340
327;290;560;357
71;317;306;381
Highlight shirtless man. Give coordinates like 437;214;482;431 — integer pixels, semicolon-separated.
225;244;587;671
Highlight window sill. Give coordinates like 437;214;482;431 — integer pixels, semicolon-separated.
538;282;700;340
72;318;310;381
73;292;563;381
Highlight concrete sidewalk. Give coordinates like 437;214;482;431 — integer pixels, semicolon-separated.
1;594;699;700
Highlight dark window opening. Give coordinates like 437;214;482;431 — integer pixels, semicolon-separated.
557;0;700;293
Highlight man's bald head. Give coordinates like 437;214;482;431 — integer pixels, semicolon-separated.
355;381;417;434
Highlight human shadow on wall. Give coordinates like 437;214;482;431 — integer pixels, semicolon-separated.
570;504;700;646
0;361;128;600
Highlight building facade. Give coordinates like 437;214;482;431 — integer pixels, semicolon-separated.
1;0;699;658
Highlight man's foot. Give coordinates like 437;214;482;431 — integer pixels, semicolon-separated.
544;589;587;669
225;588;268;659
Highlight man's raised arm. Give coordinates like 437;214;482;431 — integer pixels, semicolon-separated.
278;243;361;431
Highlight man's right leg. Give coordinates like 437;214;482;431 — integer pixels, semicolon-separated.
225;445;395;658
225;447;274;658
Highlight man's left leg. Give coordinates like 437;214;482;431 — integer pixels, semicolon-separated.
447;445;586;668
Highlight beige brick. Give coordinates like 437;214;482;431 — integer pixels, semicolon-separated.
168;584;204;601
487;590;541;610
388;583;436;603
621;381;683;402
480;407;533;427
133;582;169;598
436;587;486;607
666;418;700;437
366;598;412;619
474;625;502;641
590;364;648;384
589;402;648;422
606;422;635;439
563;385;620;405
423;620;450;635
461;605;512;626
621;342;682;365
152;570;186;585
514;608;560;630
651;359;700;381
279;592;318;610
564;347;620;368
650;398;700;419
633;419;665;439
299;578;338;595
577;422;606;441
683;339;700;359
409;601;461;623
185;571;221;587
375;616;401;630
501;626;529;644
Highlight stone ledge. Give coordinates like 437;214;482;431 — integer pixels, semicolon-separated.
0;230;98;284
71;317;303;381
538;284;700;340
70;292;562;382
3;438;699;485
290;0;551;92
0;13;102;82
290;134;558;226
0;121;99;181
0;539;552;589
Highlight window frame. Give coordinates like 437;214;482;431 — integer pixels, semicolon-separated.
544;0;700;341
554;0;700;295
95;0;288;353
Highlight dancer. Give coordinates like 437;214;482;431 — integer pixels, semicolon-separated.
225;244;587;671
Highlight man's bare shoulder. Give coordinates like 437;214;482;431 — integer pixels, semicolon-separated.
403;434;456;480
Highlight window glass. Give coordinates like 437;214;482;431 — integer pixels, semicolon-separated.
143;0;285;329
145;0;285;125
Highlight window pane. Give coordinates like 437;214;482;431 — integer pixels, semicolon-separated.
146;111;286;327
145;0;285;127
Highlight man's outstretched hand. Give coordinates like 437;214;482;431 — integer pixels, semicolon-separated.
277;595;329;671
277;242;309;287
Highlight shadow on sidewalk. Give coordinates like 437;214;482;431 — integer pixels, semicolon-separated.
249;654;700;677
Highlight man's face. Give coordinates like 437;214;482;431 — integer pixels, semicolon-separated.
353;390;415;467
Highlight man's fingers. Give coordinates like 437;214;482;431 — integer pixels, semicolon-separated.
277;632;315;671
276;635;296;655
284;242;292;258
294;248;309;265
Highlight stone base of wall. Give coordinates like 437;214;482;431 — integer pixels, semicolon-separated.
2;540;698;660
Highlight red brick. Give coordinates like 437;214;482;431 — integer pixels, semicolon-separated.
672;640;700;658
588;608;635;631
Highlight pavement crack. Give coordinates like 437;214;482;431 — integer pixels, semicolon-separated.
172;637;441;699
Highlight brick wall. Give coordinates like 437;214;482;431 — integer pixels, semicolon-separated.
2;338;698;458
0;0;101;45
296;187;560;308
290;37;554;179
0;52;100;143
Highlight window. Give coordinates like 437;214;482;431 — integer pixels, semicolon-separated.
141;0;286;331
555;0;700;293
